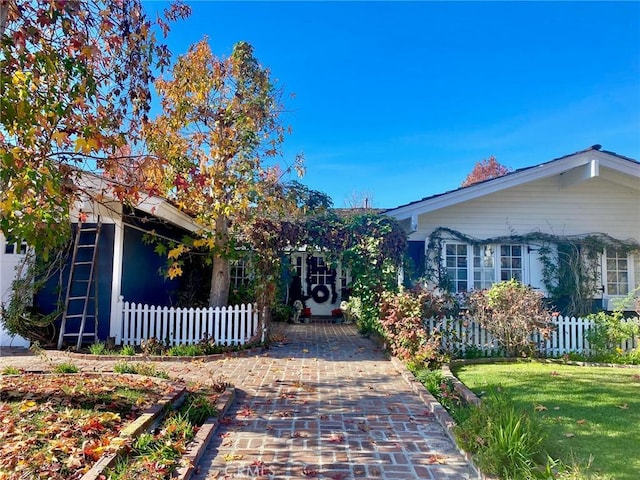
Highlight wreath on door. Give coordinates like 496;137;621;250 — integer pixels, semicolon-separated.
310;284;330;304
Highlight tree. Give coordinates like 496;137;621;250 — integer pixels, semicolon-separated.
0;0;190;254
461;156;512;187
144;38;303;307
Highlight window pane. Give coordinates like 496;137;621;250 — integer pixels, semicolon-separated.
500;244;523;283
445;243;468;293
605;249;630;296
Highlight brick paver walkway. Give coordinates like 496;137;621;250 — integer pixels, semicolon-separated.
0;323;473;479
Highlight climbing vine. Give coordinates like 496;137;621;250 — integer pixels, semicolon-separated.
425;227;640;316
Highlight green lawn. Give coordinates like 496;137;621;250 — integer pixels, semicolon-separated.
452;362;640;480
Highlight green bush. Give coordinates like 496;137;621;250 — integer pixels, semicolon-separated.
53;362;79;373
167;343;203;357
585;310;639;356
120;344;136;356
113;361;169;379
454;389;546;479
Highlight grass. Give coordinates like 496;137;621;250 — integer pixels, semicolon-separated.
452;361;640;480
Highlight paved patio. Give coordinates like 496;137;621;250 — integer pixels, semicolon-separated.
0;323;474;479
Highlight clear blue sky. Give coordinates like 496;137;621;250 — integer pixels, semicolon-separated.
146;1;640;209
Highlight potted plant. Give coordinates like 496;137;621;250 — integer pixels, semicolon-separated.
331;308;344;324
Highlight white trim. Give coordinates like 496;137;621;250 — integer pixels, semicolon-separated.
442;240;528;292
387;150;639;221
109;208;125;342
601;248;637;301
560;159;599;188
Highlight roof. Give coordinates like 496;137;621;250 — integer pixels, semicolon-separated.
385;145;639;220
74;170;203;233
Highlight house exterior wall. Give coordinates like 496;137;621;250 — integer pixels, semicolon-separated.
0;233;29;347
406;174;639;300
410;175;638;243
34;223;116;344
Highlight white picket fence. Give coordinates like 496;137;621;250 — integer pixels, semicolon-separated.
116;296;261;347
426;315;639;357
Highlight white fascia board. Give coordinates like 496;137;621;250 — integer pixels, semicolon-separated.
560;159;600;188
135;196;203;233
73;171;204;233
387;151;637;221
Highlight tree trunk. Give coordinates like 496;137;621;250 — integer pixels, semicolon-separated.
0;1;9;38
209;216;230;308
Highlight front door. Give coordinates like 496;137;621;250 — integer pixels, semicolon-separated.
289;253;350;317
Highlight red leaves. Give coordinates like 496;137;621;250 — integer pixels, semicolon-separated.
461;155;512;187
0;374;172;479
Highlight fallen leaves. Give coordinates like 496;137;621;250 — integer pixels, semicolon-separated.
426;454;448;464
0;373;176;480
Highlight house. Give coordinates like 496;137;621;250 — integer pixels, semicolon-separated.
0;233;30;348
385;145;640;315
0;173;203;348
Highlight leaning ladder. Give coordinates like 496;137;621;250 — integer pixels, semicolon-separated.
57;219;101;350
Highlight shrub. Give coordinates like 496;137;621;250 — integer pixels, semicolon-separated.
167;343;204;357
585;292;639;356
1;366;21;375
466;279;553;357
379;286;456;369
53;362;79;373
113;361;169;379
455;389;546;479
120;344;136;356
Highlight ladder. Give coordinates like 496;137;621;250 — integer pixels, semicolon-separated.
57;219;101;350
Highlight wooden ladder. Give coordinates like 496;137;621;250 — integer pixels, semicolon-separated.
57;219;101;350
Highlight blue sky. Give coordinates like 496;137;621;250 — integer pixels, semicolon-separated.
146;1;640;209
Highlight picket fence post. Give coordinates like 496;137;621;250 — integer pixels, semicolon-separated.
118;299;262;347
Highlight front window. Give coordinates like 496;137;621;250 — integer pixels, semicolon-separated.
230;258;251;288
473;244;495;289
446;243;468;292
444;242;524;293
500;244;523;282
4;240;27;255
605;249;629;296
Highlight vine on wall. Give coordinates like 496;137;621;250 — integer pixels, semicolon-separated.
425;227;640;316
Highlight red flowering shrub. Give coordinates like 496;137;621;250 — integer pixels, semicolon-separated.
379;286;457;369
466;279;553;357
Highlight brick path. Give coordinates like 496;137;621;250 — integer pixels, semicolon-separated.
0;323;473;479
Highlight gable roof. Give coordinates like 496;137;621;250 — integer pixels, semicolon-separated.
385;145;640;221
75;170;203;233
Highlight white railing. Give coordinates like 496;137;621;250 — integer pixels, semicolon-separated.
426;315;639;357
117;296;260;347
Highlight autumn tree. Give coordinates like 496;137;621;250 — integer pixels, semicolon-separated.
461;155;512;187
0;0;190;254
144;39;303;308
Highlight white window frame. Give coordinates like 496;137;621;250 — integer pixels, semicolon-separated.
230;258;252;288
602;249;637;298
443;242;526;293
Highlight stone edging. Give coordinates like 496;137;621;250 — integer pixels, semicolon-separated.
82;376;188;480
389;356;487;480
177;388;236;480
47;346;265;363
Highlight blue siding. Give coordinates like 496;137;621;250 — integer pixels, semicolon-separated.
120;225;182;306
36;223;114;344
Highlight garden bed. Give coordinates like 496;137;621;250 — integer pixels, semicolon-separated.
0;373;233;480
